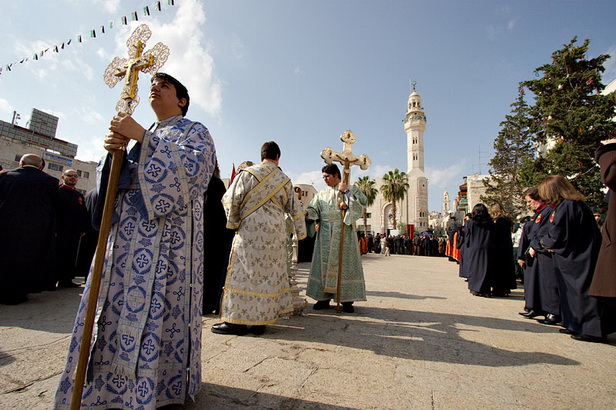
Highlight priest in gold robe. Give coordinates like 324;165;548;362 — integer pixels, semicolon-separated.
212;141;306;335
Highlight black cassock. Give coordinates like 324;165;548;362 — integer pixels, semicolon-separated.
55;185;88;284
0;167;58;302
518;219;538;311
540;199;611;337
490;216;517;295
457;226;468;278
527;205;559;316
464;219;493;295
202;176;234;315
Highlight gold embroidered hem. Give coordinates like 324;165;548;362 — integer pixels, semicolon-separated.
219;161;307;326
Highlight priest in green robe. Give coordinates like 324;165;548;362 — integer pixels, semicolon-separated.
306;163;367;313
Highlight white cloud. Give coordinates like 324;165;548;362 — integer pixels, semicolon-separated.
76;134;107;163
604;45;616;82
425;160;467;189
146;0;222;117
0;98;13;116
290;170;325;190
231;38;245;60
107;0;221;117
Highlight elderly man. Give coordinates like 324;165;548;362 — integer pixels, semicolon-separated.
0;154;58;304
55;169;89;287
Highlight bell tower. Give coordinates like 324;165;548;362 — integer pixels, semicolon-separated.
403;82;429;232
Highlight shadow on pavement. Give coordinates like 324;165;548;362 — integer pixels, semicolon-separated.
263;306;585;368
0;287;83;333
365;290;447;300
180;383;353;409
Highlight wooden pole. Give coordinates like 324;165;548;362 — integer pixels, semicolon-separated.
70;149;124;409
336;160;350;313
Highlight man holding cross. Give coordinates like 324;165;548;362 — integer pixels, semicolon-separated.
306;163;368;312
54;72;216;408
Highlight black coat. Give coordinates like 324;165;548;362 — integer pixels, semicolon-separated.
490;216;517;294
591;143;616;302
464;219;493;294
55;185;88;282
527;205;559;315
0;166;58;299
540;200;609;337
202;176;234;314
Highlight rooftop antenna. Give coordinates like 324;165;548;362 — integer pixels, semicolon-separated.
472;145;489;175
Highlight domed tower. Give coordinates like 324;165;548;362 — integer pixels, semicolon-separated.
403;82;429;232
443;191;450;214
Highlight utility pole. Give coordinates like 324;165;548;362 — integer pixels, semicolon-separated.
11;111;20;125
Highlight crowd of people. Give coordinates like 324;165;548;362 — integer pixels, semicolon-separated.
0;157;95;305
2;71;614;408
358;232;448;257
447;171;616;344
33;73;368;408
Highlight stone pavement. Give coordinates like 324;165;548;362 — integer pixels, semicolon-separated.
1;254;614;409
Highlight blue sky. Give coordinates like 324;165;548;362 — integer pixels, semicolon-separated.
1;0;615;211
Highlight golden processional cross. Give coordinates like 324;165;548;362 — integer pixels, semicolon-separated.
103;24;169;114
71;24;169;410
320;130;371;312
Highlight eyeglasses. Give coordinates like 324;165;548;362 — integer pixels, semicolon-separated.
65;174;78;178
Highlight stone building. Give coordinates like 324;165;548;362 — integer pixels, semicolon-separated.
0;108;97;195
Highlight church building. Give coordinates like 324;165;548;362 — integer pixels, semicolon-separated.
362;83;429;236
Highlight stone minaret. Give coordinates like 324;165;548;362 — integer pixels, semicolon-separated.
403;82;428;232
443;191;450;214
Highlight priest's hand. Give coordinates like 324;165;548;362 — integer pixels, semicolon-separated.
339;201;348;210
109;112;146;143
104;131;129;152
529;248;537;258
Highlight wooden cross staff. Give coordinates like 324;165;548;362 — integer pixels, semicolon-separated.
321;130;371;312
70;24;169;410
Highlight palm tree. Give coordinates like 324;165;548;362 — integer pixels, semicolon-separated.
354;176;378;234
380;168;409;230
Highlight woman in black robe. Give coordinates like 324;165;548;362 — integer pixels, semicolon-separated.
464;204;493;297
457;214;470;279
520;187;559;324
489;204;517;296
538;175;609;342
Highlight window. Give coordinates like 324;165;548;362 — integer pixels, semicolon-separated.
14;154;22;162
366;213;372;218
82;171;90;179
48;163;63;172
77;170;82;177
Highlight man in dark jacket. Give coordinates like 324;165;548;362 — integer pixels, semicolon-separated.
55;169;89;287
0;154;58;304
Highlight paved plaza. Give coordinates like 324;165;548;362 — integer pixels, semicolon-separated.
1;253;614;409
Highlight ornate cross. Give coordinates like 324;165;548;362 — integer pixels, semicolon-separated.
103;24;169;114
321;130;371;185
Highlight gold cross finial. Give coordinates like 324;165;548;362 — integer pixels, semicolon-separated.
321;130;371;184
103;24;169;114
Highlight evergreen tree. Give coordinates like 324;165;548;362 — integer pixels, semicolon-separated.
522;37;616;210
482;88;535;217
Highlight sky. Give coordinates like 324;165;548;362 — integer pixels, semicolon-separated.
1;0;615;212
